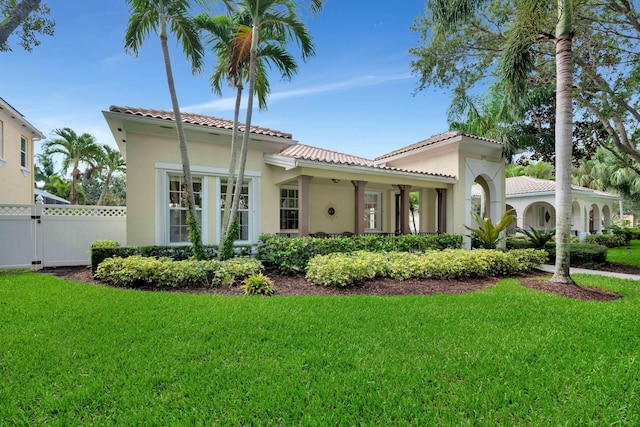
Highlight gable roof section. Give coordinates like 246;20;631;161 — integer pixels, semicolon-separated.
375;131;501;161
273;143;456;179
109;105;293;139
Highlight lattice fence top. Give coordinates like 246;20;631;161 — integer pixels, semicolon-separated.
0;205;32;216
43;206;127;217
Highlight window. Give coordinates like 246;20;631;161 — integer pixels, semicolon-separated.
168;175;202;243
364;192;382;230
20;136;27;168
221;179;250;241
280;187;298;230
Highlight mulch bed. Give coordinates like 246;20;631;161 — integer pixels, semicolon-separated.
39;263;630;301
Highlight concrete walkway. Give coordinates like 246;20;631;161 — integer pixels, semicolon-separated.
538;264;640;281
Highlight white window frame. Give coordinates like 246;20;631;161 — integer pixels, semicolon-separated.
167;174;203;244
364;191;382;231
20;136;27;168
279;186;299;232
219;178;256;244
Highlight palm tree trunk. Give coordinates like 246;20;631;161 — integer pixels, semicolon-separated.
551;0;574;284
221;82;243;235
97;172;112;206
227;25;258;238
159;24;204;256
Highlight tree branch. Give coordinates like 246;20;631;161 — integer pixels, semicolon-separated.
0;0;42;47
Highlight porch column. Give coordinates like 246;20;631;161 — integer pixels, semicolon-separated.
352;180;368;234
398;185;411;234
436;188;447;233
298;175;312;237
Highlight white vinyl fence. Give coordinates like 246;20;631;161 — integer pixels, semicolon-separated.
0;199;126;269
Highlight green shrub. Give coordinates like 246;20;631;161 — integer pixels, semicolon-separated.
95;256;261;288
506;236;534;250
605;224;633;245
90;242;252;274
585;233;626;248
305;249;548;287
465;211;516;249
544;243;608;267
516;227;555;249
241;274;275;296
257;233;463;275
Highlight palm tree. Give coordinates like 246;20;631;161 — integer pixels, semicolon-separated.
195;10;299;239
43;128;102;204
430;0;575;283
96;145;126;206
223;0;321;243
124;0;206;259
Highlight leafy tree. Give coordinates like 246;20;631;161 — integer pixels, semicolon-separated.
124;0;206;259
0;0;54;51
415;0;575;283
43;128;102;205
34;150;55;185
96;145;125;206
195;9;298;247
218;0;321;247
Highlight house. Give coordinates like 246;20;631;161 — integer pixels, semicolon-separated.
103;106;505;248
473;176;621;238
0;97;45;204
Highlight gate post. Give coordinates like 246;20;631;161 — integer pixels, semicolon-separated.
33;196;44;270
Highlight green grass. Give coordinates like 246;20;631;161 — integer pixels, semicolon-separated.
607;239;640;267
2;272;640;425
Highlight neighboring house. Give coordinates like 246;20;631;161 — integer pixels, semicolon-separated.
103;106;505;248
474;176;621;237
0;97;45;204
34;188;70;205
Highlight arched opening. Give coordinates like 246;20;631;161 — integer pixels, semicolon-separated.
589;204;601;233
472;176;490;218
602;205;611;229
522;202;555;232
506;204;517;235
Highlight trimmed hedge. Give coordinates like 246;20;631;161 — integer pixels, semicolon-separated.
95;255;262;288
585;233;626;248
257;233;463;275
89;240;252;274
544;242;608;266
305;249;549;287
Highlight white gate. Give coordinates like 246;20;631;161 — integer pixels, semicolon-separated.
0;200;126;269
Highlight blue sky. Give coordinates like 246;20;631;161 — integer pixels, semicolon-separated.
0;0;455;160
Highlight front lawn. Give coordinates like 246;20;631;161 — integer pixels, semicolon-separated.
1;272;640;425
607;239;640;267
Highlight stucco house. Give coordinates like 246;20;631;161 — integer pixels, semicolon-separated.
0;97;45;204
504;176;620;237
103;105;506;248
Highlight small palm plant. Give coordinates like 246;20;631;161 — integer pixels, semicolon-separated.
465;210;516;249
517;226;555;249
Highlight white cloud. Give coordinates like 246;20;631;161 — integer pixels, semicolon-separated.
184;72;412;113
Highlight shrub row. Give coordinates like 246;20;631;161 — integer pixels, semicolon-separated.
257;233;463;275
544;242;608;266
95;255;262;288
585;233;626;248
305;249;548;287
90;240;252;273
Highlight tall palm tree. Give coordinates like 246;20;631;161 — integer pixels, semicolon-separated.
43;128;102;204
195;10;298;237
96;145;126;206
430;0;575;283
124;0;206;259
223;0;321;242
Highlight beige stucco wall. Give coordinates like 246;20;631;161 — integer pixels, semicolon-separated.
0;115;35;204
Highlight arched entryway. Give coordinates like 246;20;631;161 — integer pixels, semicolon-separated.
522;202;555;232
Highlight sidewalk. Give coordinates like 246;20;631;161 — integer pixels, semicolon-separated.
538;264;640;281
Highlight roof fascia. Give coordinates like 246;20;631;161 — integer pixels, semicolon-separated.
0;98;45;140
374;135;463;165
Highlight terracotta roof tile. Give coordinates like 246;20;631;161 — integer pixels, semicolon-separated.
375;131;501;161
277;144;455;179
501;176;619;197
109;105;292;139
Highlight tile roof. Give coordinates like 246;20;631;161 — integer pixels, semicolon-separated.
375;131;501;161
505;176;618;197
276;144;455;179
109;105;293;139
